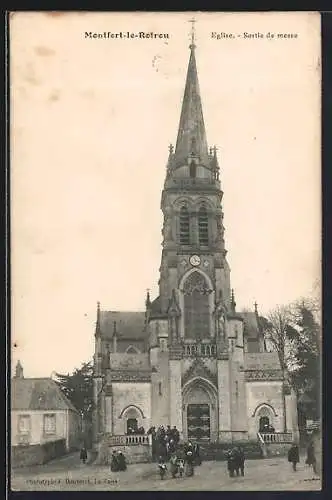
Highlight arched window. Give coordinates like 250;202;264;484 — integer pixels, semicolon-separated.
179;206;190;245
183;271;210;339
189;160;197;178
125;345;140;354
198;205;209;246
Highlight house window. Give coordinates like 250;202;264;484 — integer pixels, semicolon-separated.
179;206;190;245
198;206;209;246
43;413;56;435
18;415;31;435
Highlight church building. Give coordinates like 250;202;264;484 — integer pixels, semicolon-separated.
92;36;298;448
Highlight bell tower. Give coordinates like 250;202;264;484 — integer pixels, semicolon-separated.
158;29;231;332
147;24;240;438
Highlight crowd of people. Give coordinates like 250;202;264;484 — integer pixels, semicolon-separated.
78;427;319;483
157;440;202;479
147;425;181;460
110;450;127;472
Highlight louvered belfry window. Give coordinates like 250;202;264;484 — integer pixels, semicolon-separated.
183;271;210;339
179;206;190;245
198;205;209;246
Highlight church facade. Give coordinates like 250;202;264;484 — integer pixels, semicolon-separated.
92;40;298;447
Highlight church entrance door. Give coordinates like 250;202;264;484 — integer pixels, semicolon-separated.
187;403;210;441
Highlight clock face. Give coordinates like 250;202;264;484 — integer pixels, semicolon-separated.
189;255;201;267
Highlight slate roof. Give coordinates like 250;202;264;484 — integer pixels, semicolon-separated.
100;311;146;340
174;44;209;168
11;378;78;413
241;312;261;339
149;296;168;319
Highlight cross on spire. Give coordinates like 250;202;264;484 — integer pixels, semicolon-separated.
189;18;196;48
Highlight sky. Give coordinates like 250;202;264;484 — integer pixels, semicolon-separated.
10;12;321;378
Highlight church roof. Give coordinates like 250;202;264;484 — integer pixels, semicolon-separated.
11;377;78;412
241;311;261;338
100;311;146;339
173;44;209;167
147;296;168;319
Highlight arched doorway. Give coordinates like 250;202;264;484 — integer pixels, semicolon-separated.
119;405;144;435
255;404;276;433
126;418;138;434
182;377;218;442
187;403;210;440
259;416;270;433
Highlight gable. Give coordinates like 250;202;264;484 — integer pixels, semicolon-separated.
182;358;217;388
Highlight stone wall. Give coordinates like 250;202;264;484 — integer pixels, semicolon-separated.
244;352;281;370
112;382;151;435
110;353;150;370
151;351;170;428
107;444;152;464
11;410;71;449
245;381;284;438
11;439;66;468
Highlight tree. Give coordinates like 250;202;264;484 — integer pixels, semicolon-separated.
260;305;298;432
261;299;321;432
55;361;94;423
289;301;321;420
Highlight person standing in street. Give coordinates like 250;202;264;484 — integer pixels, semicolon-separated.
80;446;88;465
288;443;300;471
306;440;317;474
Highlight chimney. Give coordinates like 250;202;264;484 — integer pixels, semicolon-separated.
14;360;24;379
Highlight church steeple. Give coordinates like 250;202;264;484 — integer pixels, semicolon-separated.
173;28;209;167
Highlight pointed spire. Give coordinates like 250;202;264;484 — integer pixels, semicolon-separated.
254;301;258;315
189;17;196;49
95;301;101;337
231;289;236;312
173;22;209;167
113;321;117;337
145;289;151;309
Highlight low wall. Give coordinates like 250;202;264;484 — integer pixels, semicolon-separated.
179;441;263;461
95;434;152;465
107;444;152;464
264;443;292;457
11;439;66;468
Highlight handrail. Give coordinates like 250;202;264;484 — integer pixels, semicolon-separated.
257;432;265;445
260;432;293;443
106;434;152;446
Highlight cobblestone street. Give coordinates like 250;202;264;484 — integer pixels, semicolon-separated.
11;453;321;491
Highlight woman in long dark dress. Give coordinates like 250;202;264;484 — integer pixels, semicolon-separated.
306;441;317;474
288;444;300;472
193;443;202;466
117;451;127;471
111;450;119;471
